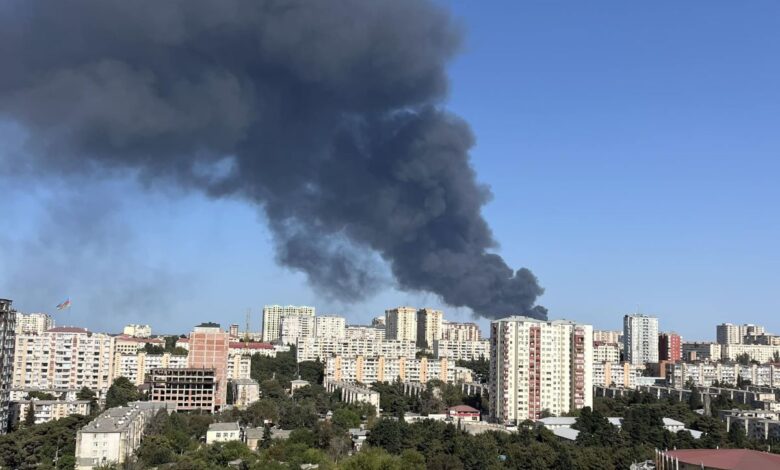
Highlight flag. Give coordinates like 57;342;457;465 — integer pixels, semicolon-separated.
56;299;71;310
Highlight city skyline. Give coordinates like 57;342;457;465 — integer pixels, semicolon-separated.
2;1;780;339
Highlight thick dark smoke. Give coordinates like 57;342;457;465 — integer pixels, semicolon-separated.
0;0;545;319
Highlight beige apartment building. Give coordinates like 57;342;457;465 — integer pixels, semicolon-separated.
261;305;315;342
416;308;443;348
385;307;418;342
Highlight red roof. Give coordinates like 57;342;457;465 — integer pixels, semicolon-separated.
449;405;480;413
230;341;273;350
46;327;89;333
663;449;780;469
177;338;190;343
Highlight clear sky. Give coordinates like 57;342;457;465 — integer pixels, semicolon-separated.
1;1;779;340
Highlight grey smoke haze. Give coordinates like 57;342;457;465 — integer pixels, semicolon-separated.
0;0;545;319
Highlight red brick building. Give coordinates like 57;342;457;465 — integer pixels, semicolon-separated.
658;332;682;362
187;323;229;410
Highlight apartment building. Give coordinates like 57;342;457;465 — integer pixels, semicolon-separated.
261;305;315;342
75;401;171;469
315;315;346;339
623;314;659;365
442;321;481;342
722;344;780;363
13;327;114;393
279;314;315;345
592;362;643;388
717;323;766;345
296;337;417;362
416;308;443;348
658;332;682;362
385;307;418;342
113;352;188;386
15;312;54;335
113;335;164;355
323;379;380;409
230;378;260;408
593;342;621;363
228;341;276;357
10;399;91;426
593;330;622;344
227;353;251;381
345;325;385;342
325;356;455;384
121;324;151;338
187;323;229;410
0;299;15;434
682;342;722;362
489;316;593;423
668;362;780;388
432;339;490;361
149;368;217;411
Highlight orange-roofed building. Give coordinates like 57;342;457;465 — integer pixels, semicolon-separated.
657;448;780;470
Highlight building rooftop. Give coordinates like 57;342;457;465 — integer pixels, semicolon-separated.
46;327;90;334
663;449;780;470
551;427;580;441
537;417;577;426
229;341;273;350
81;402;169;433
197;322;221;328
232;378;259;385
208;422;240;432
449;405;480;413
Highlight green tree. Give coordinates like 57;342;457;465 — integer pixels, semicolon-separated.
27;391;56;400
260;425;272;449
728;421;747;447
24;404;36;426
331;408;360;430
105;377;141;408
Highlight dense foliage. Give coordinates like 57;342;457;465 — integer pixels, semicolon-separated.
0;415;90;469
456;358;489;383
105;377;142;408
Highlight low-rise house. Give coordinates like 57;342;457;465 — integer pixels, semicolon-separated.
290;379;310;395
349;428;369;451
231;378;260;408
206;422;242;444
448;405;481;422
75;401;172;470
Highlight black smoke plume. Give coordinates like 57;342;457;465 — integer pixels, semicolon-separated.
0;0;545;319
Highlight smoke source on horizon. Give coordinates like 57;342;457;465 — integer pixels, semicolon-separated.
0;0;546;319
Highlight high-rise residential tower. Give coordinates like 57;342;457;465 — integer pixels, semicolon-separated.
15;312;54;335
416;308;443;348
658;332;682;362
0;299;15;434
261;305;315;342
385;307;418;342
315;315;346;340
623;314;659;365
489;316;593;423
187;323;229;410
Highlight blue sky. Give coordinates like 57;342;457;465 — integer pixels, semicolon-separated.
2;1;779;340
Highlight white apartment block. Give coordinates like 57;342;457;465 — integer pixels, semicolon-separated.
442;321;481;342
681;342;722;362
346;325;385;342
227;353;251;380
121;324;151;338
11;399;92;426
385;307;418;342
433;339;490;361
231;378;260;408
593;330;622;344
261;305;315;342
416;308;443;348
592;362;643;388
13;328;114;392
717;323;767;345
75;401;171;470
324;379;381;409
489;316;593;423
668;362;780;388
722;344;780;363
113;352;188;386
594;342;621;363
325;356;455;385
315;315;346;339
296;337;416;362
114;335;164;355
279;314;315;345
15;312;54;335
623;314;659;365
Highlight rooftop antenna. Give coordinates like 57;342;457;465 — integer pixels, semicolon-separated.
244;308;251;342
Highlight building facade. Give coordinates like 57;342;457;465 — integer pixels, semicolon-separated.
442;321;481;342
659;332;682;362
230;378;260;408
261;305;315;342
13;327;113;393
315;315;346;339
416;308;443;348
593;342;621;363
489;316;593;423
187;323;229;410
623;314;659;365
149;368;216;411
0;299;15;434
385;307;418;342
121;324;151;338
433;339;490;361
325;356;455;384
15;312;54;335
279;314;316;345
716;323;766;345
113;352;188;386
10;399;91;426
